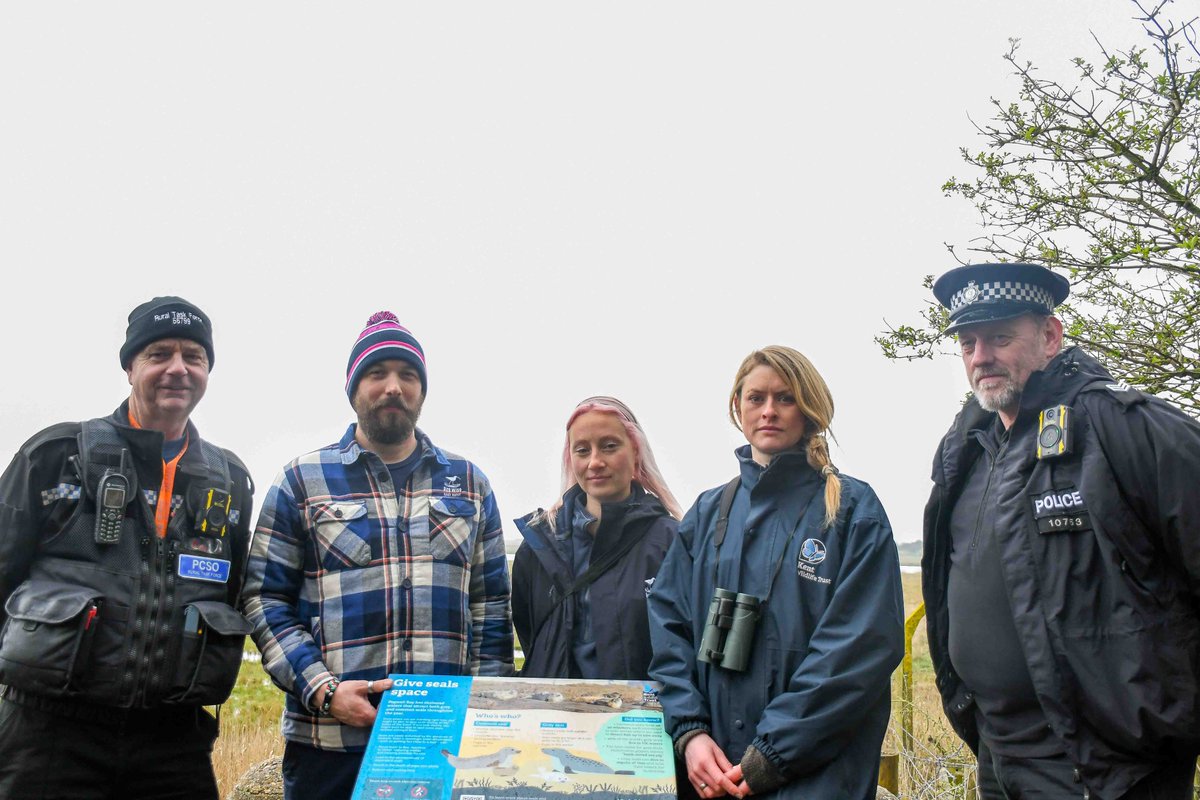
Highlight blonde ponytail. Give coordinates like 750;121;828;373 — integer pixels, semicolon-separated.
806;434;842;529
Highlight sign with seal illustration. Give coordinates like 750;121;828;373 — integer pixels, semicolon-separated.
353;677;675;800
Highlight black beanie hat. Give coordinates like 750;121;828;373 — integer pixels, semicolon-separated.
119;296;215;369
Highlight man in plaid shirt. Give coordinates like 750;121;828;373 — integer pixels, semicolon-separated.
242;312;513;799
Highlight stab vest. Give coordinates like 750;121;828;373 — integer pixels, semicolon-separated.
0;418;252;708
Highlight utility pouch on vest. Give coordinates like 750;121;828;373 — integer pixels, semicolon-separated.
0;580;103;695
166;600;252;705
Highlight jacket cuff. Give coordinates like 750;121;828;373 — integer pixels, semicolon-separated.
739;745;787;795
302;670;336;713
672;723;712;760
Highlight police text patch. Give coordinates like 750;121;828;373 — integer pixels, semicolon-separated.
1030;487;1091;534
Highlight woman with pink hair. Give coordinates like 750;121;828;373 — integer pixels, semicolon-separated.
512;396;682;679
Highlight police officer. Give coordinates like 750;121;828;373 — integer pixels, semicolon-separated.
0;297;254;800
922;263;1200;799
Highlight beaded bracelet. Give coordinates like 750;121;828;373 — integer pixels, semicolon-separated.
318;677;341;715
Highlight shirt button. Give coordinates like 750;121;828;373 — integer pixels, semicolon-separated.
734;719;744;729
402;578;412;589
398;520;408;532
403;639;412;651
378;472;390;483
334;509;343;519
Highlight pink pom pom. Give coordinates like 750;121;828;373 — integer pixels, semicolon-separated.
366;311;399;325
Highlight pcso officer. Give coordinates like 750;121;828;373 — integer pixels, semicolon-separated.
922;263;1200;800
0;297;254;800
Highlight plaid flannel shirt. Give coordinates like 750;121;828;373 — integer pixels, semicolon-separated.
241;425;513;751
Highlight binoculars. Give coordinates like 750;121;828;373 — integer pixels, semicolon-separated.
697;588;761;672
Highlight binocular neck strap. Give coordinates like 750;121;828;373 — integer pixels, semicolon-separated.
713;478;814;608
713;477;741;548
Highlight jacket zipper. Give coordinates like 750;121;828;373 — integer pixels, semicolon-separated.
969;452;996;552
968;437;1009;552
126;533;153;705
147;539;178;699
136;537;168;705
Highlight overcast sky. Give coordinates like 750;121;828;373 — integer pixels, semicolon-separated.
0;2;1150;545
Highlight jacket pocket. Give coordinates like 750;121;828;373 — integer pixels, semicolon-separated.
0;580;102;695
429;497;475;565
167;600;253;705
309;500;373;570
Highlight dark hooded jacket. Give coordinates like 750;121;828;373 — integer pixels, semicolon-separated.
923;347;1200;799
512;482;676;679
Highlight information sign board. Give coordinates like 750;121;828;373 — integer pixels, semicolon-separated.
352;676;676;800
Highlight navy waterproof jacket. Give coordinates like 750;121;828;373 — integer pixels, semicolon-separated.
649;447;904;800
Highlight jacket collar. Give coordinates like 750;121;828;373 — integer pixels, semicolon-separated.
109;399;203;468
1019;347;1113;416
336;424;448;468
514;482;666;552
734;444;820;494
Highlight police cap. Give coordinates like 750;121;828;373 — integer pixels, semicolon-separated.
933;263;1069;335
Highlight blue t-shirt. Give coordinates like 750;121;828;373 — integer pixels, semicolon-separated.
386;447;423;491
162;436;187;462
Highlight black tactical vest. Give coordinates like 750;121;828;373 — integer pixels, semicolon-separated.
0;419;251;708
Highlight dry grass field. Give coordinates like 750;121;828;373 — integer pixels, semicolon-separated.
213;658;285;796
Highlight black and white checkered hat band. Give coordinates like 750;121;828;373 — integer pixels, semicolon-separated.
950;280;1056;314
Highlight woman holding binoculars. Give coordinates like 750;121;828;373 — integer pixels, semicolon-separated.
649;346;904;800
512;396;682;679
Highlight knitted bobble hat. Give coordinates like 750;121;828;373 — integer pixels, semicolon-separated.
345;311;427;401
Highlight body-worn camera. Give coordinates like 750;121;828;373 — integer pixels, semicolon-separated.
195;488;232;537
1037;405;1073;460
697;588;761;672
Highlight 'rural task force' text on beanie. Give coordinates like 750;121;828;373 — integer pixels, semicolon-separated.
119;296;214;370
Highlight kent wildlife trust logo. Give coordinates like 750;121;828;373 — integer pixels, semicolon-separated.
797;538;831;585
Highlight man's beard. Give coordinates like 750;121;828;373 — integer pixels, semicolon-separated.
357;397;421;445
972;369;1022;413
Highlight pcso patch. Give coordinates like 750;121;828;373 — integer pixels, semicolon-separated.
797;538;831;584
1031;486;1092;534
177;554;231;583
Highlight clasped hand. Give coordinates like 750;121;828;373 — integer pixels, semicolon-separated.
684;733;753;798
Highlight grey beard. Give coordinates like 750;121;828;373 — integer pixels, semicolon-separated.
974;380;1021;414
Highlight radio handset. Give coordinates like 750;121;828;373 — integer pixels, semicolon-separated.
95;450;131;545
